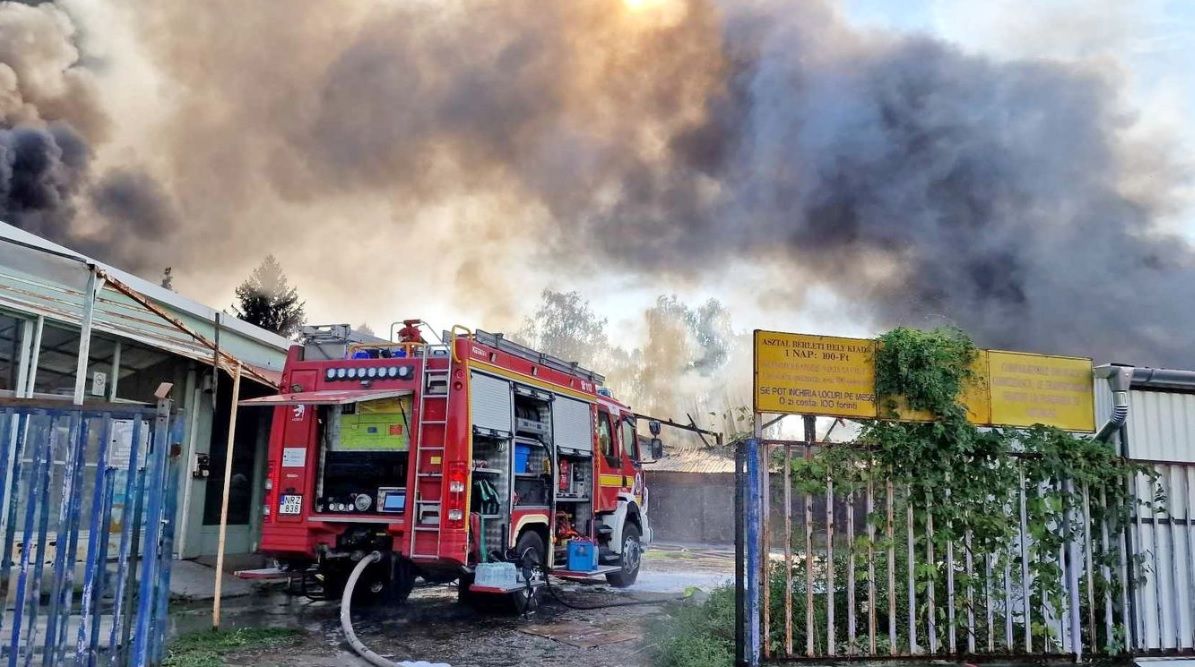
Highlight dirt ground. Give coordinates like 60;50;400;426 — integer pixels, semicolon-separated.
168;545;734;667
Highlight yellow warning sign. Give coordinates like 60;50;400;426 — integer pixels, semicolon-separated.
753;331;877;418
987;351;1094;432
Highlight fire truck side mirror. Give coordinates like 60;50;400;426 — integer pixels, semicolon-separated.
650;438;663;460
648;420;661;436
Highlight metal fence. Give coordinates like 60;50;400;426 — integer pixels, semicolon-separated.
734;437;1194;666
0;399;176;666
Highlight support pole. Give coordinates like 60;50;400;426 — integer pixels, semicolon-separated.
744;434;763;667
73;267;104;405
212;362;242;629
736;440;746;667
108;341;122;401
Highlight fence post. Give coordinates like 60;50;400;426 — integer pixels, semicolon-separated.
131;398;173;664
736;441;746;667
744;437;763;667
1064;478;1084;660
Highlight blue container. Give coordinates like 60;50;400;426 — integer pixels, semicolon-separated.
567;539;598;571
515;444;531;473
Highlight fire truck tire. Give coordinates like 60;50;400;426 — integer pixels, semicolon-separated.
510;531;546;614
605;524;641;588
326;557;415;606
389;557;417;604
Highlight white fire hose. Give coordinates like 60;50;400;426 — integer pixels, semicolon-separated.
340;551;451;667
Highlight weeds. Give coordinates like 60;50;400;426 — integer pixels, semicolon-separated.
163;628;303;667
650;585;736;667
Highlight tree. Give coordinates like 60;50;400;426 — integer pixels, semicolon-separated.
356;322;375;336
233;255;305;337
515;290;610;369
160;267;174;291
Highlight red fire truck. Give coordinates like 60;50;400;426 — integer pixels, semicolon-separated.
242;322;660;610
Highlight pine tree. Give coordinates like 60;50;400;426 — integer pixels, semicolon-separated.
233;255;305;337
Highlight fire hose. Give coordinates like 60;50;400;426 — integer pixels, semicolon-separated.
340;551;450;667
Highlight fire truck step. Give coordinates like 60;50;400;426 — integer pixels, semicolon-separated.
421;420;448;425
417;472;442;478
551;565;622;581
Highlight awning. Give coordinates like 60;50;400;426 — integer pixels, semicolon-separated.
239;388;412;407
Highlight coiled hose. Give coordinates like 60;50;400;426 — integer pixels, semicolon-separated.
340;551;450;667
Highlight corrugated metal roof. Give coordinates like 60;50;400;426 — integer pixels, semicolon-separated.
648;448;735;473
0;222;289;385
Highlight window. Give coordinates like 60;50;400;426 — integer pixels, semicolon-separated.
621;418;638;461
598;412;615;458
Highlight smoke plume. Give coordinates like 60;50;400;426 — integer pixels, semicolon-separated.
0;1;176;272
3;0;1193;367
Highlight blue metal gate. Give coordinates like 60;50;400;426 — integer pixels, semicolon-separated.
0;399;176;666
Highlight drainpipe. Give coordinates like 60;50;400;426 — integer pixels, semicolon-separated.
1093;365;1133;443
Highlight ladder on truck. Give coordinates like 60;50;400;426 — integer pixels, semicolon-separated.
409;343;454;559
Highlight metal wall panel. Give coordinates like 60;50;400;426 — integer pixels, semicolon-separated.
470;372;512;433
1118;388;1195;653
1127;390;1195;463
552;396;593;453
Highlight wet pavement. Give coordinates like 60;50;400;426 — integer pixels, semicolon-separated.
167;545;733;667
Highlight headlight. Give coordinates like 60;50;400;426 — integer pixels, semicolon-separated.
336;368;347;379
386;367;398;378
325;368;336;381
397;366;412;379
347;368;358;379
367;367;377;379
354;494;372;512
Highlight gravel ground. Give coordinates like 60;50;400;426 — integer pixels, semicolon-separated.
167;545;734;667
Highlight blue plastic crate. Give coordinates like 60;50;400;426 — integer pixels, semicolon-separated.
567;539;598;571
515;444;531;473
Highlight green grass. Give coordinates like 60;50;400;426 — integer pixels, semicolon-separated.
163;628;304;667
649;585;735;667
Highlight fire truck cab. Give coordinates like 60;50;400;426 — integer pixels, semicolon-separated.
242;323;656;608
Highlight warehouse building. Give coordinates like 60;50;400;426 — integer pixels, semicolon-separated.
0;221;289;560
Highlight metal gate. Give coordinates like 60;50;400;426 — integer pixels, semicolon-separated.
735;436;1194;666
0;399;176;666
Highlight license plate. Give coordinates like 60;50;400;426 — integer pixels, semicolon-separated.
279;494;302;515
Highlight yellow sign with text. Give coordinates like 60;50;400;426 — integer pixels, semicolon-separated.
753;330;1096;432
987;351;1094;431
753;331;877;419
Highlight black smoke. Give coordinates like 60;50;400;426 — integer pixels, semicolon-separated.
0;122;89;241
0;1;176;273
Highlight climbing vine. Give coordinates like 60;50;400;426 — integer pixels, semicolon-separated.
780;327;1156;657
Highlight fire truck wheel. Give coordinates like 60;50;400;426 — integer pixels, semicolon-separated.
389;557;416;604
605;524;641;588
510;531;546;615
328;557;415;606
